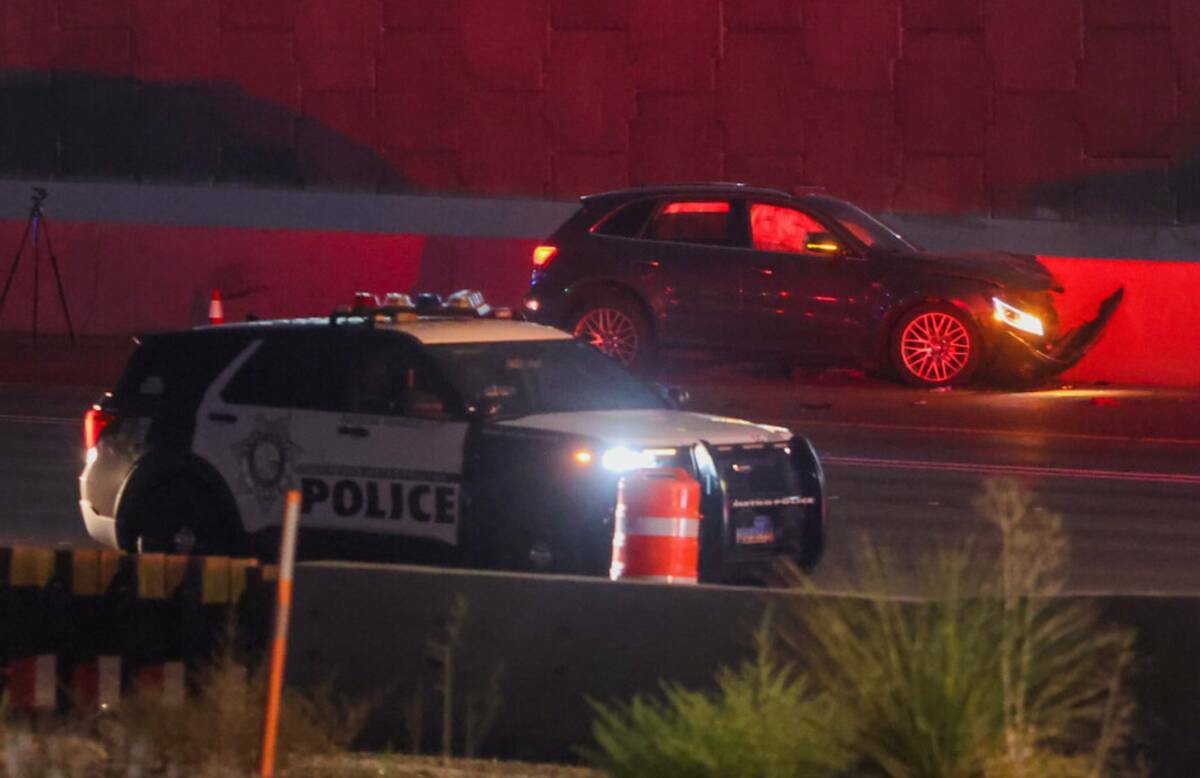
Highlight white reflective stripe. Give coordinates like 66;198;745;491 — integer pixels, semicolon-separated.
622;516;700;539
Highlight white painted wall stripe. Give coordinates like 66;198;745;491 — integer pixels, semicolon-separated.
3;179;1200;261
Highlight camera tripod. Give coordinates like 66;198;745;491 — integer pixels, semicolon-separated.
0;187;75;342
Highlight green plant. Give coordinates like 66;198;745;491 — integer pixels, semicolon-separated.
583;612;851;778
774;478;1143;778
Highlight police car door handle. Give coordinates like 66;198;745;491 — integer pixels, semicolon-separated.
207;412;238;424
337;425;369;438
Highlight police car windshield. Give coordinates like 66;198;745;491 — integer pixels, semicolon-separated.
426;339;666;417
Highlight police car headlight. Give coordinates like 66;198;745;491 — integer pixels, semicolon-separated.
601;447;677;472
601;447;656;472
993;297;1044;336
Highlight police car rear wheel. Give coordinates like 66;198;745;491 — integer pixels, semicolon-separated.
133;478;235;556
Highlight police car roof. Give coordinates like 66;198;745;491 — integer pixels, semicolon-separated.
382;318;572;344
188;316;572;345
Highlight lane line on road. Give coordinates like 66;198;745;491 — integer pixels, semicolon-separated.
773;417;1200;447
0;414;77;427
826;455;1200;485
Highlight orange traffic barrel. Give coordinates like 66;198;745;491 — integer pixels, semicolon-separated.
611;467;701;584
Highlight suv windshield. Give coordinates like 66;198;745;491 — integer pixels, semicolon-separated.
426;339;667;418
811;197;916;253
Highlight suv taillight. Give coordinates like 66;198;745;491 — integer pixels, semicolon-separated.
533;245;558;268
84;407;115;449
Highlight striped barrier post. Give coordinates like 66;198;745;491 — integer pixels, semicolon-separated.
72;656;121;710
136;661;186;707
68;549;124;707
8;655;56;710
3;548;62;711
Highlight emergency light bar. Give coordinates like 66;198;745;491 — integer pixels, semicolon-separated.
330;289;513;325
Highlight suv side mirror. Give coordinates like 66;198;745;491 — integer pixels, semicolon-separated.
804;232;843;256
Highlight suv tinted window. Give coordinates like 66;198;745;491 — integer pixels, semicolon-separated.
645;200;738;246
749;203;830;255
223;334;346;411
592;199;655;238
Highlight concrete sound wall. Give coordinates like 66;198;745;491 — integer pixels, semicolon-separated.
287;561;1200;775
3;0;1200;225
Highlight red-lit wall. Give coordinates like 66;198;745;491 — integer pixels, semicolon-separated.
2;0;1199;222
0;219;427;333
2;212;1196;388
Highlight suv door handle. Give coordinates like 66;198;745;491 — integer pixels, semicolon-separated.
208;412;238;423
337;425;369;438
634;260;661;270
752;266;775;276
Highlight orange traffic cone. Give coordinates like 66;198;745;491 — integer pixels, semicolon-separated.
208;289;225;325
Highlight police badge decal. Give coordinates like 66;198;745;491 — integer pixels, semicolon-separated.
233;414;302;511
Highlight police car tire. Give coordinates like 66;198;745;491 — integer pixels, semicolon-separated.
569;292;656;372
131;476;237;556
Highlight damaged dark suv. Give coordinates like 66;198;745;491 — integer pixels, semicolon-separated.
524;185;1122;387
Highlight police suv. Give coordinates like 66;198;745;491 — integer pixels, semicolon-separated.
79;291;826;581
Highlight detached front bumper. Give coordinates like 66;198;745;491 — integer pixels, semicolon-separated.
998;287;1124;379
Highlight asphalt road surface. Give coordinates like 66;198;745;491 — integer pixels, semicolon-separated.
2;371;1198;595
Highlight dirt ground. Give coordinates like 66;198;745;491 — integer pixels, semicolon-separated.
289;754;605;777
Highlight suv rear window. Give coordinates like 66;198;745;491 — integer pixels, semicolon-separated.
645;200;738;246
592;199;655;238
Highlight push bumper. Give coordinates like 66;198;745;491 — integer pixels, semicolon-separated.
79;499;120;549
1003;287;1124;378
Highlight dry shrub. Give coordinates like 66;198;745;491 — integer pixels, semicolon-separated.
110;638;372;775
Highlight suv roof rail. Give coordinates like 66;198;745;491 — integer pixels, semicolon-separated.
580;182;823;202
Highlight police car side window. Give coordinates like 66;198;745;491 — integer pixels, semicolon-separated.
343;340;453;420
222;336;344;411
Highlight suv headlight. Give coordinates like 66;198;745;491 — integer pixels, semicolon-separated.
601;446;678;472
993;297;1044;336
